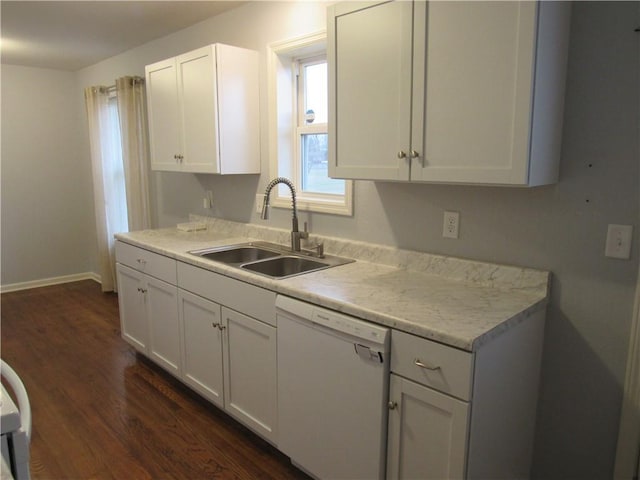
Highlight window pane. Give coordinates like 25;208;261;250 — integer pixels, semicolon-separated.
304;62;327;124
301;133;344;195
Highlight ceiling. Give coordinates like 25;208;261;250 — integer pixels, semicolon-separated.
1;1;245;71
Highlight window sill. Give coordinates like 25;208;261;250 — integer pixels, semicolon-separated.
270;192;352;216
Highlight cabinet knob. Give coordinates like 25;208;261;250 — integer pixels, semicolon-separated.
218;324;226;331
397;151;407;159
388;401;398;410
410;150;419;158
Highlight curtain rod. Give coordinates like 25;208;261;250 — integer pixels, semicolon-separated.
105;76;145;92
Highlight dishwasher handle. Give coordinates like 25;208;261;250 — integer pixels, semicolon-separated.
354;343;384;363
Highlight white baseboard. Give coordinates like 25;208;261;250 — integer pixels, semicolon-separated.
1;272;102;293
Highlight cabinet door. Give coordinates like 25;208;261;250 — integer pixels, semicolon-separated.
178;290;224;408
215;44;260;174
222;307;277;443
146;276;180;376
410;1;538;185
116;264;148;353
176;46;220;174
387;374;469;480
328;1;413;181
145;58;182;171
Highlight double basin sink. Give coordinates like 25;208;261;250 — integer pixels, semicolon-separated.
189;241;354;279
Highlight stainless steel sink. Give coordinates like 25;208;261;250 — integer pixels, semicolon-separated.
194;245;281;265
189;241;353;279
241;256;329;278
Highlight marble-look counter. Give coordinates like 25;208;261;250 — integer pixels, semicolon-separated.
115;216;549;351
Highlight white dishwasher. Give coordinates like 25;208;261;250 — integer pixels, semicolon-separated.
276;295;390;480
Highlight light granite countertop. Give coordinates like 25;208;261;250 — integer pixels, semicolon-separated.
115;216;550;352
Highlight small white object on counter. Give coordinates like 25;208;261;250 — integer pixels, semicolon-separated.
177;222;207;232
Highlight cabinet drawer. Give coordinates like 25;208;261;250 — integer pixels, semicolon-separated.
391;330;473;401
115;241;177;285
177;262;276;327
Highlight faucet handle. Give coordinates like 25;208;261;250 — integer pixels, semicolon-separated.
301;222;309;239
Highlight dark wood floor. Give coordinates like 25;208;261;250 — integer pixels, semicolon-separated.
1;280;309;479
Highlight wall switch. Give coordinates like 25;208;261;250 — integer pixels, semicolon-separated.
605;224;633;259
443;211;460;239
256;194;265;214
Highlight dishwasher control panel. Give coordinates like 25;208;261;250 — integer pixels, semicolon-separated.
311;308;388;345
275;294;389;347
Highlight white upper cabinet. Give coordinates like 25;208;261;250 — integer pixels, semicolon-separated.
145;44;260;174
328;1;571;186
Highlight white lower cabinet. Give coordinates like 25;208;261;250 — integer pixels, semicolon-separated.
145;276;180;376
116;263;149;353
115;243;180;378
178;289;224;408
177;291;278;443
222;307;277;442
176;262;278;444
387;374;469;479
388;312;545;479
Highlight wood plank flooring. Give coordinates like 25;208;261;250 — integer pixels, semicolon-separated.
1;280;309;479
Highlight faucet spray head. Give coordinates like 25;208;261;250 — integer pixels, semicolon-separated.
261;194;270;220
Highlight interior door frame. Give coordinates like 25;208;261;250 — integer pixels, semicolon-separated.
614;13;640;476
614;268;640;479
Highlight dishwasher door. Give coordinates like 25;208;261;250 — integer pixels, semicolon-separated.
276;295;390;480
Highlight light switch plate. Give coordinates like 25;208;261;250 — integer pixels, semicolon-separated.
605;224;633;259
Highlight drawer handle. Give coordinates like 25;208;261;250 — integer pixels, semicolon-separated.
136;258;146;265
414;358;441;371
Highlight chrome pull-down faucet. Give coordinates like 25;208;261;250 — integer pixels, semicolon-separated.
261;177;308;252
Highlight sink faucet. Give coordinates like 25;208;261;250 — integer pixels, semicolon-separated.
261;177;308;252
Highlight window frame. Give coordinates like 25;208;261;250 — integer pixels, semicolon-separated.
267;31;353;216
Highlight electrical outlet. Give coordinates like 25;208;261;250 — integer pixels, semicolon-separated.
256;194;265;214
443;211;460;239
605;224;632;259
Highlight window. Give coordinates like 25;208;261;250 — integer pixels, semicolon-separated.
268;33;352;216
107;93;128;235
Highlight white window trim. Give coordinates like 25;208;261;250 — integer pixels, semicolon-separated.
267;31;353;216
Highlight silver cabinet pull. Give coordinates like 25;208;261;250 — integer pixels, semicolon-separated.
397;151;407;159
414;358;441;371
388;401;398;410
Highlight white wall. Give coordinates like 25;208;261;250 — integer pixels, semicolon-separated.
2;1;637;477
1;65;95;287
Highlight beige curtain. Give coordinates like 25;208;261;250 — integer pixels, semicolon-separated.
116;76;152;231
84;86;127;292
